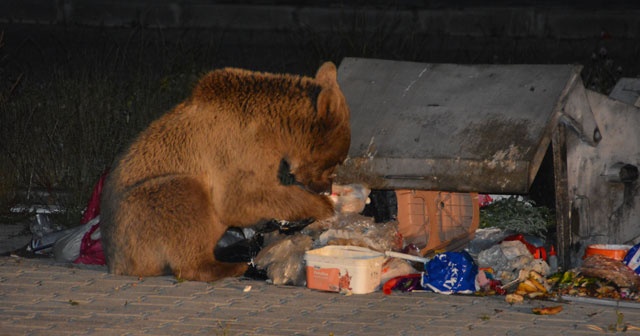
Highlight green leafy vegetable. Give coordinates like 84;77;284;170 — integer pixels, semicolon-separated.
480;196;555;237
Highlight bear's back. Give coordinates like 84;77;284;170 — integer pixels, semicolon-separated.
108;68;327;192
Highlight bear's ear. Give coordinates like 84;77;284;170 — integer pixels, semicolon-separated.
315;62;338;87
315;62;348;122
317;85;348;123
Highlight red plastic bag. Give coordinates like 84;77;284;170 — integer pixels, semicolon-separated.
74;221;105;265
80;170;108;225
74;171;108;265
478;194;493;208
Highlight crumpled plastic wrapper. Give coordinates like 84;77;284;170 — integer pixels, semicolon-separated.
255;213;401;286
467;228;509;256
330;184;371;214
253;184;402;286
253;234;313;286
477;240;550;281
380;258;420;286
305;213;401;252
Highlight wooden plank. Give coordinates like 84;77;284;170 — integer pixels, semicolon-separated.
552;123;571;269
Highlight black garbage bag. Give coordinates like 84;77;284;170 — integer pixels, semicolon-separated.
214;227;262;263
214;218;314;263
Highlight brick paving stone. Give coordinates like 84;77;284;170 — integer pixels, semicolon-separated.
10;300;87;312
3;257;640;336
207;307;247;319
91;326;158;335
90;286;164;297
426;316;489;329
177;303;234;315
0;309;38;319
396;326;468;336
175;317;239;328
562;330;619;335
0;280;52;291
0;326;61;336
270;319;330;330
132;294;188;305
71;297;133;310
212;321;277;332
1;292;58;304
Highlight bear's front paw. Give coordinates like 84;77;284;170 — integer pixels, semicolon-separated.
276;218;314;234
254;219;314;235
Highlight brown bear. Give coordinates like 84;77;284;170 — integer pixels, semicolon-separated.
100;62;351;282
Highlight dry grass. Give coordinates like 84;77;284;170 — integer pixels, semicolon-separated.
0;28;212;224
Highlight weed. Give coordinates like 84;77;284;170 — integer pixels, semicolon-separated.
608;310;626;332
582;45;623;95
216;320;231;336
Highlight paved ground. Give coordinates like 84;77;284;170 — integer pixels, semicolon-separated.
2;220;640;335
1;255;640;336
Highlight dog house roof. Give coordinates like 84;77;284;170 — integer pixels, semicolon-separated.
334;57;581;193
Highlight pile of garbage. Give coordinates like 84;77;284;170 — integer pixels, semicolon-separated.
14;179;640;309
252;211;403;286
480;239;640;300
248;191;640;310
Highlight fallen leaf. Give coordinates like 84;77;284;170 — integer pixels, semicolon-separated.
532;306;563;315
586;324;605;332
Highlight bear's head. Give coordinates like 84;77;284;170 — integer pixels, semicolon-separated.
289;62;351;194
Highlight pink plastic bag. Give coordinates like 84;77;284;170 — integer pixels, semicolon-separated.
74;221;105;265
478;194;493;208
74;171;108;265
80;170;108;225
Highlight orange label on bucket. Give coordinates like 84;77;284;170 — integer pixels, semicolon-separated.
306;267;341;292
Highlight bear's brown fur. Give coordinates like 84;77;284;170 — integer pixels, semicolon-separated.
100;62;350;281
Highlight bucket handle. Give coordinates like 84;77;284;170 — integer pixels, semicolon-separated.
385;251;430;264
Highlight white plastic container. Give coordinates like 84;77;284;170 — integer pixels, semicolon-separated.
304;246;385;294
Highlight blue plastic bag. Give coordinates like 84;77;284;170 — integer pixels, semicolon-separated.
421;251;478;294
623;243;640;275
